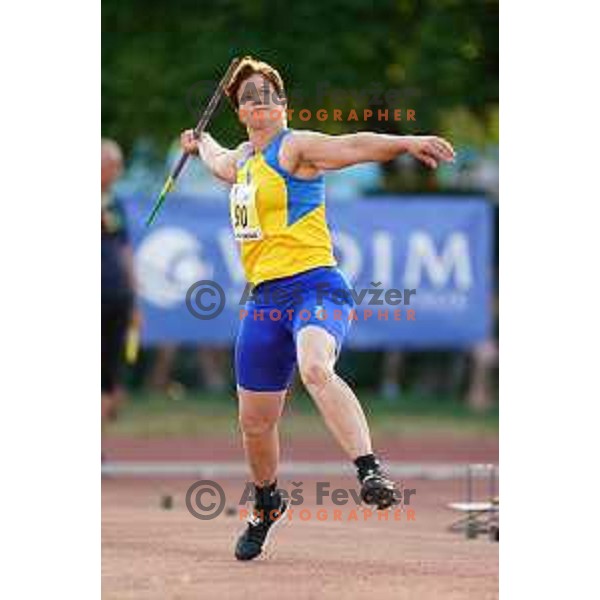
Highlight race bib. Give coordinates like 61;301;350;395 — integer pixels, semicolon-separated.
230;183;262;241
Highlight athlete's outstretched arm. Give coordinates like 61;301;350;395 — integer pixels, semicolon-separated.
291;131;455;171
180;129;242;183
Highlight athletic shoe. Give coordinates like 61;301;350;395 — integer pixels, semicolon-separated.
234;494;287;561
359;470;401;510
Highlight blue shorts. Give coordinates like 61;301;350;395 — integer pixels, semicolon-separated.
235;266;355;391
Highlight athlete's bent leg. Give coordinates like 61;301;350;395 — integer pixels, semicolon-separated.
296;325;373;460
238;388;287;486
297;325;400;510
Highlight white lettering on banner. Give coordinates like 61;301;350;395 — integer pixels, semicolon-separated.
372;231;393;288
136;227;213;308
404;232;472;290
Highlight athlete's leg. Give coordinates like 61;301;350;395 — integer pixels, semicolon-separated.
234;308;295;560
296;325;372;460
238;387;287;485
296;324;400;509
235;388;290;561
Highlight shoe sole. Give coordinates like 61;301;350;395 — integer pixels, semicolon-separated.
235;502;288;561
361;481;401;510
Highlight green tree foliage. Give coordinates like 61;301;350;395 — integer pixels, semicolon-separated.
102;0;498;152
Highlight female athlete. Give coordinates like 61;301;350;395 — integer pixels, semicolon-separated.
180;56;455;561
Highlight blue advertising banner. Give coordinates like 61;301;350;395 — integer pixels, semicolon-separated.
124;195;491;349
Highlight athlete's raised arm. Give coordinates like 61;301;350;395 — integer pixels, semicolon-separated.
180;129;246;184
289;131;455;171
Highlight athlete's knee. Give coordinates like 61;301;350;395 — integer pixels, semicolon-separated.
299;356;334;391
239;412;279;437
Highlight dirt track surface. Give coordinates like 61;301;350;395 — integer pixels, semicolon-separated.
103;477;498;599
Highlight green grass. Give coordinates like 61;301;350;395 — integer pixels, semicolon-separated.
106;389;498;439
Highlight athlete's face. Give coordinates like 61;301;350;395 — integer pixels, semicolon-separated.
236;73;286;130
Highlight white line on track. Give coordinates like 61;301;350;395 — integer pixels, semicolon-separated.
101;461;498;480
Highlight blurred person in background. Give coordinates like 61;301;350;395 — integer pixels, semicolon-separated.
101;139;138;434
145;344;229;393
466;338;498;411
380;350;405;402
466;275;499;411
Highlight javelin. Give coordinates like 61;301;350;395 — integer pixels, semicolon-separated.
145;57;241;227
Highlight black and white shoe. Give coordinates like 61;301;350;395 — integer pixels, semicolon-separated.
359;470;401;510
234;493;287;561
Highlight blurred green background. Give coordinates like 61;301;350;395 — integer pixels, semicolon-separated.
102;0;498;152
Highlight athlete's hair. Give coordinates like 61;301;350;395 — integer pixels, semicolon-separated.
225;56;286;109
